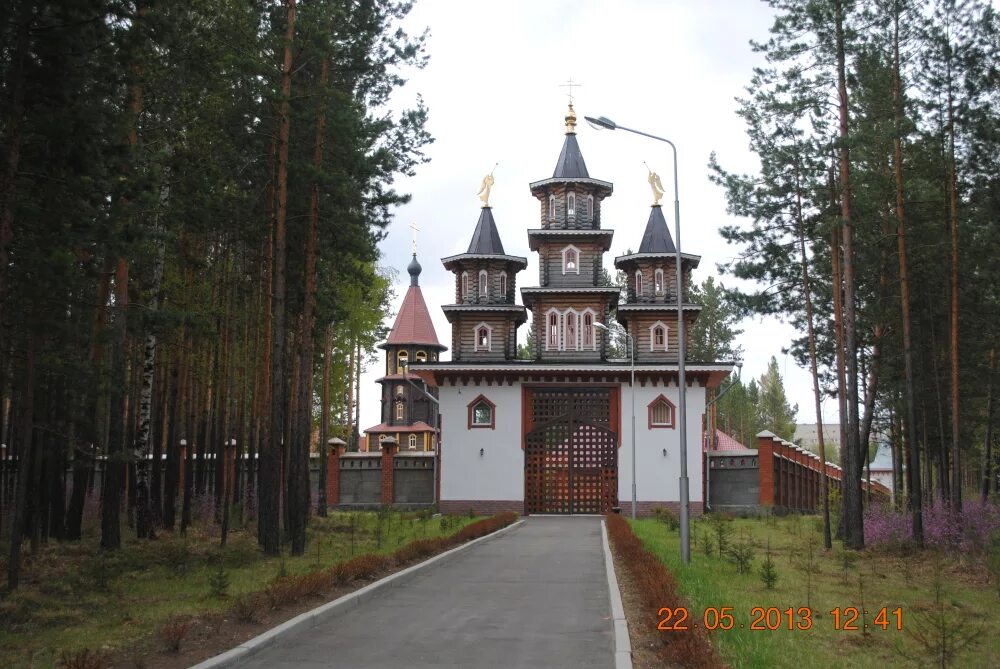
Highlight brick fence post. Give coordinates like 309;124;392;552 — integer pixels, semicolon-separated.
326;446;343;508
381;441;396;506
757;431;775;507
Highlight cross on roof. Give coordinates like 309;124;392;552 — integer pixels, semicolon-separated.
560;77;581;104
409;222;420;254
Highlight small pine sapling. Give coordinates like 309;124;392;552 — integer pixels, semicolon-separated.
729;530;755;574
760;539;778;590
208;559;230;599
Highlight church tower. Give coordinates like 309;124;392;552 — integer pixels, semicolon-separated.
521;104;620;360
366;253;446;451
441;204;528;361
613;204;702;362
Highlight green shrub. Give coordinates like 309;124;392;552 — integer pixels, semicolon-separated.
652;506;680;531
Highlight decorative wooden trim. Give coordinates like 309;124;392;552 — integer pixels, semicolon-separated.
647;394;676;429
467;394;496;429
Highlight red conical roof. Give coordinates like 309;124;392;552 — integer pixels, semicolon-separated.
385;284;443;349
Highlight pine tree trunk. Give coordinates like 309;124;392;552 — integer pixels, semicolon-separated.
833;0;863;549
830;206;849;540
318;325;332;516
7;337;35;590
796;179;831;549
892;2;923;542
261;0;296;556
946;73;962;513
101;257;129;550
981;348;996;501
134;223;163;539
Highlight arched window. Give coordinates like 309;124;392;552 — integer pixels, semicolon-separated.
561;245;580;275
647;395;676;428
415;350;427;363
547;310;560;350
567;192;576;219
461;271;469;299
395;401;405;420
587;194;594;221
478;269;488;297
396;350;408;373
499;271;508;299
654;268;664;296
408;434;418;450
649;321;669;352
582;310;596;349
474;322;492;352
565;311;578;350
635;270;644;297
548;195;556;220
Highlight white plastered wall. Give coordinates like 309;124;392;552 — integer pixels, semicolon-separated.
439;382;523;502
618;379;706;503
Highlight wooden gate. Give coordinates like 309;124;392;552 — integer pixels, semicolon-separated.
524;388;618;514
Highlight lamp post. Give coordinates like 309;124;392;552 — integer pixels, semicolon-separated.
586;114;691;563
596;322;636;518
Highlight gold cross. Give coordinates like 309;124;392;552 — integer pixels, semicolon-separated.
409;222;420;254
560;77;581;104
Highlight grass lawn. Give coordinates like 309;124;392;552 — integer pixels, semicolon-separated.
0;510;479;668
632;514;999;669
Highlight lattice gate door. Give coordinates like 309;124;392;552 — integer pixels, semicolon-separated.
524;388;618;514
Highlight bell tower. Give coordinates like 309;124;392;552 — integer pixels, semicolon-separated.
521;103;620;360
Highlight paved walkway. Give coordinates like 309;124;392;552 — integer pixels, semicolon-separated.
240;516;614;669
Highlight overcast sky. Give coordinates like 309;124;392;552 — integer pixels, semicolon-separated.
357;0;837;437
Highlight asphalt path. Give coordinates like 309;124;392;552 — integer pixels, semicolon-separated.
238;516;614;669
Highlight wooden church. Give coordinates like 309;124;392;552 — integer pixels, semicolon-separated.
370;104;734;516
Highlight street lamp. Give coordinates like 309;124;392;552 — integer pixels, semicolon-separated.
586;114;691;563
595;322;636;519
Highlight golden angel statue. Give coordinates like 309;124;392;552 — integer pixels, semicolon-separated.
477;164;498;207
645;162;665;206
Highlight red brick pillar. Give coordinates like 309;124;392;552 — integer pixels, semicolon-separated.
325;446;342;507
757;434;775;506
381;440;396;506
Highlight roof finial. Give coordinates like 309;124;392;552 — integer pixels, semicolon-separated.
560;77;581;134
476;163;498;208
644;162;665;206
409;221;420;254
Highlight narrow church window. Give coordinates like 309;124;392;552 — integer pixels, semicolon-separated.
479;269;488;297
649;321;669;352
395;402;405;420
566;311;578;350
397;350;408;373
587;194;594;222
468;395;496;429
562;246;579;274
655;268;664;295
474;323;492;352
499;271;507;299
583;312;595;349
635;270;644;297
416;350;427;363
648;395;676;428
461;271;469;299
567;192;576;219
547;311;559;350
548;195;556;220
408;434;418;450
